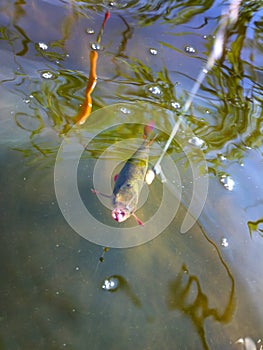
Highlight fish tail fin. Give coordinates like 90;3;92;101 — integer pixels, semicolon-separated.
143;121;155;140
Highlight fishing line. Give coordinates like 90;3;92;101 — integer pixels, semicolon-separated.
93;247;110;276
147;0;242;184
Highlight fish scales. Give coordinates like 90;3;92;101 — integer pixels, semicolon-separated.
113;140;149;211
111;134;152;225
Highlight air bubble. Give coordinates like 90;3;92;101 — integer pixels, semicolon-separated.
23;97;31;104
86;28;95;34
90;43;102;51
235;337;257;350
148;85;162;96
38;42;48;50
188;136;207;149
221;238;229;247
120;107;131;114
108;0;128;7
220;175;235;191
203;35;215;41
102;276;119;291
171;101;181;109
41;71;54;79
149;48;158;55
184;45;197;54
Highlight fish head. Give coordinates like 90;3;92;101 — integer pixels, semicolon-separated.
111;207;131;223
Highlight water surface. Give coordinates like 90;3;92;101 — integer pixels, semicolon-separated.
0;1;263;349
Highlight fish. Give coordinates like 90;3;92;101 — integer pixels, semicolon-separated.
111;122;155;225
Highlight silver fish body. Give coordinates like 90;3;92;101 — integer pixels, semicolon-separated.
112;140;150;223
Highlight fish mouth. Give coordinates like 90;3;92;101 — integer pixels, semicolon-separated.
112;208;129;223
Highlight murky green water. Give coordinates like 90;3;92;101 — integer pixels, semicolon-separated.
1;1;263;349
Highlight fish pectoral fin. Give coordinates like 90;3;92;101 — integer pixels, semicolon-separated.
91;188;112;199
113;174;118;182
132;213;144;226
